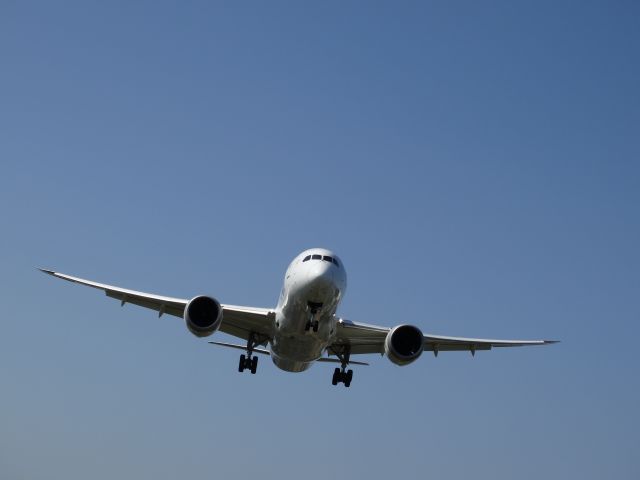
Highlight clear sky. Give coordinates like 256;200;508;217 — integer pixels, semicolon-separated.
1;1;638;479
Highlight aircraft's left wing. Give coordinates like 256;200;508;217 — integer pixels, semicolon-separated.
39;269;274;341
331;318;557;356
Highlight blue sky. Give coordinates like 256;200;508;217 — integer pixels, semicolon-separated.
1;1;638;479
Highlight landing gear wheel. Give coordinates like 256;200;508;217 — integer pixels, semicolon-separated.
331;347;354;387
305;318;320;332
238;333;262;375
344;369;353;388
332;368;340;385
305;320;319;332
331;366;354;387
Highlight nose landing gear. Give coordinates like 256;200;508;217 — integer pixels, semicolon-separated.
305;302;323;333
305;319;319;332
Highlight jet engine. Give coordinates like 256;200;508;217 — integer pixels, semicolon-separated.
384;324;424;366
184;295;223;337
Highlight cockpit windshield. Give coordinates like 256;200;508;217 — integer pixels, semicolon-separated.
302;254;339;268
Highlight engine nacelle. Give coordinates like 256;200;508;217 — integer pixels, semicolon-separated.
384;324;424;366
184;295;223;338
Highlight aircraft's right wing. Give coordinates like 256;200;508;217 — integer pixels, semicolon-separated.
39;269;275;343
331;318;557;356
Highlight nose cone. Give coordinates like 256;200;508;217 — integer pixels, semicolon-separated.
309;260;334;289
298;259;337;303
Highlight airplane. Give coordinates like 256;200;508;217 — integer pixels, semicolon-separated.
40;248;557;387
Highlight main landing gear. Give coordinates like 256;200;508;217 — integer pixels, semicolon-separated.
331;348;353;388
332;367;353;387
238;354;258;374
238;334;259;374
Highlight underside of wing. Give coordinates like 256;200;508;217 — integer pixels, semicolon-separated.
217;304;275;342
422;333;557;354
330;317;557;357
39;269;275;342
330;319;389;355
40;269;188;316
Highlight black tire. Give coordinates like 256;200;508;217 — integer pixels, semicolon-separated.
305;321;311;331
344;369;353;387
239;354;246;372
332;368;340;385
251;356;258;374
312;321;319;332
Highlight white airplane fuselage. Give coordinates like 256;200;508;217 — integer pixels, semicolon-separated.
269;248;347;372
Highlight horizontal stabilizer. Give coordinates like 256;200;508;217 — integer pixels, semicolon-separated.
209;341;368;365
317;358;369;366
208;341;270;355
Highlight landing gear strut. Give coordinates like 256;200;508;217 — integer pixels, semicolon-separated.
331;348;353;387
238;333;259;374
